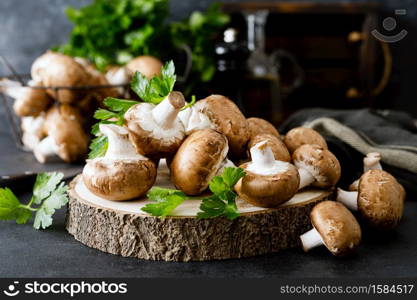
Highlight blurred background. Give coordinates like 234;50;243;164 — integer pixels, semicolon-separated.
1;0;417;118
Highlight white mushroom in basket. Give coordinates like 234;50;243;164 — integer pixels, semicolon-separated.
284;127;328;153
337;169;405;230
82;124;157;201
33;105;88;163
31;51;90;104
300;201;361;256
247;117;280;139
170;129;230;195
125;91;186;159
190;95;249;158
0;79;51;117
21;114;46;151
292;144;341;190
235;141;299;208
248;133;291;162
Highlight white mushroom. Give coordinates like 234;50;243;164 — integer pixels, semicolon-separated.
235;141;300;208
125;91;186;159
83;124;157;201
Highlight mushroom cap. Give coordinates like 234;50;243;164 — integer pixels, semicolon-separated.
170;129;228;195
293;144;341;188
235;162;299;208
194;95;249;158
125;97;185;159
358;169;405;230
247;117;280;139
248;134;291;162
83;158;157;201
13;81;51;117
43;105;88;162
284;127;328;153
126;55;163;79
31;51;90;104
311;201;361;256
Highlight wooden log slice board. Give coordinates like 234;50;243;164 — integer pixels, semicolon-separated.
66;160;333;261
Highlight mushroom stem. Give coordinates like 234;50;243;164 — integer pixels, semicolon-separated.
300;227;323;252
298;167;316;189
34;136;60;163
185;107;212;133
336;188;358;211
250;141;275;171
364;152;382;172
100;124;143;160
152;91;185;129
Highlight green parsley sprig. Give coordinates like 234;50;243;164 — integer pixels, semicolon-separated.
0;172;68;229
141;187;186;218
197;167;245;220
131;60;176;104
140;167;245;220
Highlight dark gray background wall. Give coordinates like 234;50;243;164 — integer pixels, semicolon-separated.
1;0;417;114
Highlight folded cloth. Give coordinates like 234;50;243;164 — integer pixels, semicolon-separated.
280;108;417;194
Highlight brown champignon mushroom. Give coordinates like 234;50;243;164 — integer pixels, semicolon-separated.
292;144;341;190
170;129;229;195
125;91;186;159
125;55;163;79
0;79;52;117
349;152;383;191
33;105;88;163
235;141;299;208
248;133;291;162
83;124;157;200
31;51;90;104
192;95;249;158
337;169;405;230
284;127;328;153
247;117;280;139
300;201;361;256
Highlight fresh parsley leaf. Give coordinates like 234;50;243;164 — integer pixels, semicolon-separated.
88;135;109;159
141;187;186;218
221;167;246;189
0;188;32;224
197;167;245;220
103;97;139;113
33;182;68;230
31;172;64;205
0;172;68;229
131;60;176;104
180;95;196;111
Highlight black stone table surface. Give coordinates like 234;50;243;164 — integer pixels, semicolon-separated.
1;114;417;278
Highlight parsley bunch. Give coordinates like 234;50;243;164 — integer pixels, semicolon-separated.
0;172;68;229
141;167;245;220
55;0;170;70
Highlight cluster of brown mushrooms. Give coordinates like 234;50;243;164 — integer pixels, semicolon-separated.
0;51;164;163
79;89;406;257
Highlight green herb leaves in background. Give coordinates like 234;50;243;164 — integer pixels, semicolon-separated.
55;0;170;70
197;167;245;220
141;187;186;217
0;172;68;229
131;60;176;104
55;0;229;89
